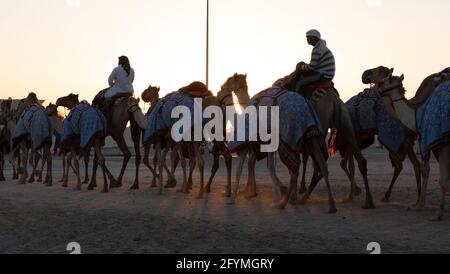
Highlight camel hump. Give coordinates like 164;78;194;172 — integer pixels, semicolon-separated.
179;81;213;98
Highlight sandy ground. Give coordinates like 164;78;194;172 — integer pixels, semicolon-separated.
0;147;449;254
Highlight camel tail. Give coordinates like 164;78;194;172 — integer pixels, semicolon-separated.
328;98;344;157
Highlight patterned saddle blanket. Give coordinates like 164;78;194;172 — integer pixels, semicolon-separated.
227;87;324;154
12;104;52;150
143;92;201;145
61;101;107;150
416;81;450;161
346;89;413;154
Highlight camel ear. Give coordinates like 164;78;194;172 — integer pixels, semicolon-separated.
389;68;394;74
157;87;160;92
400;74;405;81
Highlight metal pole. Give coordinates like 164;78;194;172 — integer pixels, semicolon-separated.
206;0;209;89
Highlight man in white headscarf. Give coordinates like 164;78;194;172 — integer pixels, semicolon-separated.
287;29;336;98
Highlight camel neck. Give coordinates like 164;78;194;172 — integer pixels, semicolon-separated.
392;98;416;131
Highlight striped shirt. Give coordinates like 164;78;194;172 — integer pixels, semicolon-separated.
302;39;335;79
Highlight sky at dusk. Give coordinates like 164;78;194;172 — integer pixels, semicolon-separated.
1;0;449;105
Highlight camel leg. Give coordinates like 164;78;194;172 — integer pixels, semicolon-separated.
381;154;403;203
95;141;109;193
37;152;45;183
43;144;52;186
62;152;70;187
156;142;164;195
28;150;37;184
18;142;28;185
232;150;247;203
88;153;99;191
435;146;449;221
243;151;258;199
182;144;196;194
162;145;175;188
411;161;430;210
206;147;220;193
195;142;205;199
83;152;90;185
165;145;179;188
341;152;361;203
268;152;288;209
288;166;300;205
0;150;5;181
111;134;130;188
352;147;375;209
225;151;233;202
142;144;157;189
312;140;337;213
299;164;322;205
299;153;309;194
130;122;141;190
407;147;422;204
71;147;82;191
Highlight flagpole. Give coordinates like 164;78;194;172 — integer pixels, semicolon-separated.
206;0;210;89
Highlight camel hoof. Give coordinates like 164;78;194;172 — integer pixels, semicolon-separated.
87;185;95;191
18;179;26;185
380;196;390;203
101;188;109;193
408;203;425;211
28;178;35;184
74;186;82;191
197;193;204;199
362;200;375;210
298;197;308;205
205;186;211;193
130;184;139;190
83;179;89;185
37;178;43;183
328;205;338;214
109;180;122;189
164;179;177;189
289;196;298;205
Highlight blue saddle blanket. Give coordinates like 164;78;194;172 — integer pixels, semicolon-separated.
228;87;324;152
12;104;52;150
61;101;107;149
143;92;201;145
346;89;413;154
416;81;450;160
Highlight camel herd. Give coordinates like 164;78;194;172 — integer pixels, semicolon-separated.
0;68;449;220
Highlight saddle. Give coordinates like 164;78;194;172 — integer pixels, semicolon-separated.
178;81;213;98
93;88;131;113
302;80;337;100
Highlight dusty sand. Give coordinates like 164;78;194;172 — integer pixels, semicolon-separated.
0;148;448;254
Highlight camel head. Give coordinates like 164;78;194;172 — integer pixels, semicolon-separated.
45;103;58;117
373;74;406;117
15;92;39;118
141;85;160;105
56;93;79;110
362;66;394;85
219;73;250;106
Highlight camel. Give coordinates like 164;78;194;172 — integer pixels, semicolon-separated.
56;94;114;192
13;93;53;186
92;92;147;189
236;75;375;209
373;73;450;220
302;67;422;203
203;74;250;198
228;87;336;212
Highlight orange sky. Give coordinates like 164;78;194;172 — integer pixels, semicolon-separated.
1;0;449;106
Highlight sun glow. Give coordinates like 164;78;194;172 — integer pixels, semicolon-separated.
232;92;243;115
